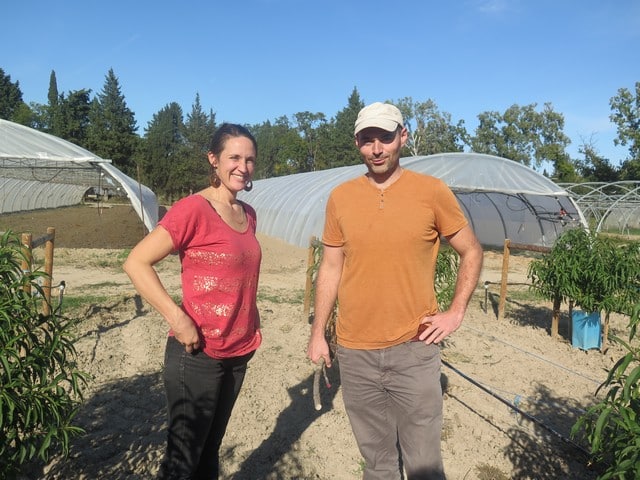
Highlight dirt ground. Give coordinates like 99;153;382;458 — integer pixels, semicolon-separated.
2;204;630;479
1;203;151;248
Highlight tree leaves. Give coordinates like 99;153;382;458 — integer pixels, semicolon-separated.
528;228;639;316
0;231;89;478
570;295;640;478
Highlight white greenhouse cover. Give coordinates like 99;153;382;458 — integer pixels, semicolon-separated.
0;119;157;232
240;153;587;249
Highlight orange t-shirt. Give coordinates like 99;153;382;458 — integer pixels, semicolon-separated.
322;170;467;349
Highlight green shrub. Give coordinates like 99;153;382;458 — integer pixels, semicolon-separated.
0;231;89;479
529;227;640;477
528;228;639;316
571;304;640;478
435;246;459;310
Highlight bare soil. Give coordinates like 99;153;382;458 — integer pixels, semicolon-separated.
1;203;150;249
3;204;628;479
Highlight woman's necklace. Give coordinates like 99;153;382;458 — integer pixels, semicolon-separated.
207;194;247;231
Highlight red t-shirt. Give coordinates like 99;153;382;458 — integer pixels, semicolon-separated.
159;194;262;358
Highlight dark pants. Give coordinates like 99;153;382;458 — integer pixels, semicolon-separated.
157;336;254;480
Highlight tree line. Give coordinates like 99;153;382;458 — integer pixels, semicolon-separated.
1;67;639;201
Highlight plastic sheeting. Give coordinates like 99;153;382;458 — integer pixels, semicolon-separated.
0;119;157;232
1;177;88;212
239;153;587;249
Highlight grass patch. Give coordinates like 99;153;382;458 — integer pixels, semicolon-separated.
38;248;132;270
506;287;541;303
442;350;472;364
93;250;130;268
88;281;122;289
258;287;304;305
59;294;110;313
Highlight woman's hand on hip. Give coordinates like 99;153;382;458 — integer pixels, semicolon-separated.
171;311;200;353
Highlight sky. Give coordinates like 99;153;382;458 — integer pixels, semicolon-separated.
3;0;639;168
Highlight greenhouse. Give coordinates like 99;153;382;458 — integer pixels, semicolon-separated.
240;153;588;249
559;181;640;234
0;119;157;232
1;120;590;252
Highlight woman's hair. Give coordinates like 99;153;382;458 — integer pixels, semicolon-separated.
208;123;258;157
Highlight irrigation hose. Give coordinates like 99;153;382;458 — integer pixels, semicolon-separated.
441;359;590;456
460;323;602;385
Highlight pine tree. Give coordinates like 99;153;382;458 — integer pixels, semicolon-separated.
0;68;25;121
47;70;63;136
86;68;139;175
182;93;216;193
58;89;92;146
141;102;185;201
326;87;364;168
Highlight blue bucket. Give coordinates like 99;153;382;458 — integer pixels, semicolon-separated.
572;310;601;350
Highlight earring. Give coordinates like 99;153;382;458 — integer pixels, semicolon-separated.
244;180;253;192
210;166;221;188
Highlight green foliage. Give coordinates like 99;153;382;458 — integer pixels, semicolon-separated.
10;102;36;127
320;87;364;169
308;239;337;352
571;304;640;478
252;117;308;178
528;228;640;316
59;294;110;313
257;287;305;305
57;88;92;147
0;68;25;121
140;102;186;200
47;70;63;137
85;69;139;176
610;81;640;164
396;96;468;156
292;111;327;172
0;231;89;479
470;102;571;174
181;93;216;192
530;227;640;478
5;64;638;186
576;140;620;183
528;229;582;307
435;246;460;310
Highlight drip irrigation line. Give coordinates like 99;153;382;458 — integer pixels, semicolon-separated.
442;359;591;456
472;383;587;417
460;324;603;385
484;280;531;286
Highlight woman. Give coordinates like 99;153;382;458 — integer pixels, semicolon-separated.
124;123;261;479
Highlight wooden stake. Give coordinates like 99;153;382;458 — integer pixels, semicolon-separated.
21;233;32;295
42;227;55;316
498;239;510;321
551;296;561;338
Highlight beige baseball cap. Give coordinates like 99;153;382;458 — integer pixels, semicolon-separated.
354;102;404;135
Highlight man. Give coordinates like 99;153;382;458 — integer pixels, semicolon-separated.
307;102;483;479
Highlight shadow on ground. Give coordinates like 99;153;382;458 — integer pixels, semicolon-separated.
37;368;341;480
